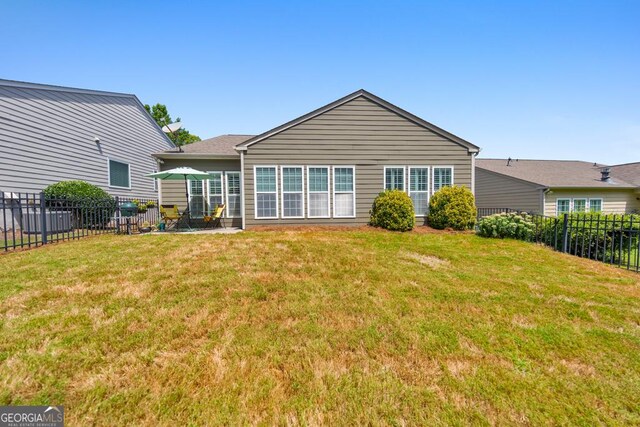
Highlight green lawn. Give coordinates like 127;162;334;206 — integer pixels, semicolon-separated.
1;229;639;425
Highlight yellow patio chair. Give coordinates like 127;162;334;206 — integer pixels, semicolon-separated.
205;204;226;229
160;204;180;229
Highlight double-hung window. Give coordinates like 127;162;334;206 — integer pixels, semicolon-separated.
281;167;304;218
208;172;224;214
255;166;278;218
384;167;405;191
307;166;330;218
409;167;430;216
333;166;355;217
589;198;603;213
556;198;570;215
189;180;205;217
573;198;587;212
433;167;453;193
226;172;241;217
108;159;130;188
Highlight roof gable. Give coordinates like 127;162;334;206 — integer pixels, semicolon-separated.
236;89;479;153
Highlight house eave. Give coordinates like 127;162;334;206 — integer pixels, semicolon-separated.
152;153;240;160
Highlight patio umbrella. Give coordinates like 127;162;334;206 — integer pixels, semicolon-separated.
146;167;210;212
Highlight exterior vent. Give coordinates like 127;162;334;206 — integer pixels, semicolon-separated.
601;167;611;181
506;157;512;166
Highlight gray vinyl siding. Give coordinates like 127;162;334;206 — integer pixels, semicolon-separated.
0;82;174;198
243;96;474;227
159;158;242;228
475;168;543;213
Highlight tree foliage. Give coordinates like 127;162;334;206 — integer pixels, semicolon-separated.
144;103;200;147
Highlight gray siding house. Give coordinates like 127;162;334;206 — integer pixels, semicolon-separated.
476;159;640;215
0;79;174;198
154;90;480;229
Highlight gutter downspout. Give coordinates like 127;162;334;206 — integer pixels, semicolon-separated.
542;188;551;215
240;150;246;230
471;152;477;195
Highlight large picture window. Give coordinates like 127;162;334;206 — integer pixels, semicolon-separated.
409;167;429;216
281;167;304;218
384;167;405;191
307;166;330;218
108;159;130;188
255;166;278;219
226;172;241;217
333;166;355;217
433;167;453;193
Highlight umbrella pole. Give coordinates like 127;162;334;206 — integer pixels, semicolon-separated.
183;176;192;230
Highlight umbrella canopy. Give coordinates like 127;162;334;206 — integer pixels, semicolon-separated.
146;167;210;181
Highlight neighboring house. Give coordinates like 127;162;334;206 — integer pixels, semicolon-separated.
0;79;175;198
153;89;480;229
476;159;640;215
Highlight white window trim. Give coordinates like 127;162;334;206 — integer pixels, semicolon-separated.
306;165;330;219
225;171;242;218
556;198;571;215
572;198;588;213
589;198;603;212
408;166;430;217
254;165;279;219
107;158;132;190
187;179;205;218
432;166;454;195
332;165;356;218
383;166;406;192
280;166;305;219
205;171;224;216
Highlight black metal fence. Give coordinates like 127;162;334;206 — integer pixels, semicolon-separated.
1;192;159;252
478;209;640;272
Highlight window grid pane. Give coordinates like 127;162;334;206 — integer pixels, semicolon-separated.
334;167;354;217
309;193;329;217
335;193;354;217
433;167;452;192
385;168;404;190
573;199;587;212
589;199;602;212
256;167;278;218
308;168;328;192
334;168;353;192
409;168;429;216
282;167;303;217
557;199;570;214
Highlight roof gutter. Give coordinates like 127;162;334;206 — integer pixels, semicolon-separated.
152;153;240;160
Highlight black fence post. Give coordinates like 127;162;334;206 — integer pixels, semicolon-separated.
561;213;569;253
115;196;120;235
39;191;47;245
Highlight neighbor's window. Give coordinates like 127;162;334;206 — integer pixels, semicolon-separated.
208;172;223;214
433;167;453;193
226;172;241;217
589;198;603;213
308;167;330;218
282;167;304;218
573;198;587;212
556;198;570;215
189;180;204;217
334;167;355;217
108;159;130;188
384;167;405;191
152;169;158;191
255;167;278;218
409;167;429;216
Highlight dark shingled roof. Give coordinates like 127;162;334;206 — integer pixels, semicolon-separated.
477;159;637;189
161;134;254;156
610;162;640;187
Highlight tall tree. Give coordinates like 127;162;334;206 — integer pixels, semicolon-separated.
144;103;201;147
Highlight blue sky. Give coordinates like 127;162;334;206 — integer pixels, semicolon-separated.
2;0;639;164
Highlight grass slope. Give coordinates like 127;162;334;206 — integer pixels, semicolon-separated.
1;230;639;425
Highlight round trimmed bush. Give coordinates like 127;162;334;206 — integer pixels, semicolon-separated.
476;212;536;240
370;189;415;231
44;180;116;227
427;186;476;230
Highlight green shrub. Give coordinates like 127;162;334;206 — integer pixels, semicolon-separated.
477;212;536;240
44;181;116;227
427;186;476;230
370;190;415;231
